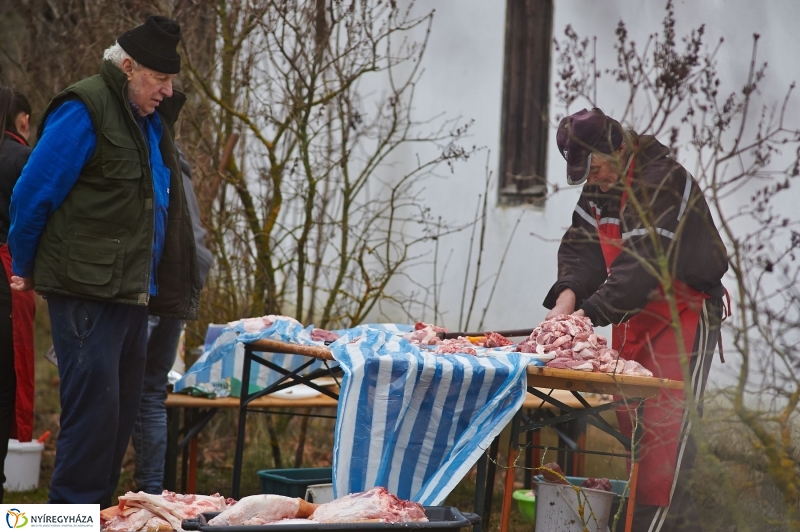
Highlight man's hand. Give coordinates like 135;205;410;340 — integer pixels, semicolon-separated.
545;289;577;319
10;276;33;292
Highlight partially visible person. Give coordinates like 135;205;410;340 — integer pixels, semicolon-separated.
7;16;201;506
133;144;212;494
0;87;36;504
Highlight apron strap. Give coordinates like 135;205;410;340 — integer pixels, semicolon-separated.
716;287;732;363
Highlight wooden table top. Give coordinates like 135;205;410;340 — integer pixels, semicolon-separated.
165;390;340;409
244;338;683;397
165;387;608;411
526;366;684;397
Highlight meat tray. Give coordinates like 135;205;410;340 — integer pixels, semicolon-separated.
181;506;479;531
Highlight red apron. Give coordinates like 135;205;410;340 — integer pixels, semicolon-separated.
0;243;35;442
598;162;708;507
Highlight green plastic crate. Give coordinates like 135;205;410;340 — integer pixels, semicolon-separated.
257;467;333;498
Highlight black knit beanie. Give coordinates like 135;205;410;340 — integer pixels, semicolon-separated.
117;15;181;74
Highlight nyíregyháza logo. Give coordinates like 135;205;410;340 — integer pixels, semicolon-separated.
6;509;28;529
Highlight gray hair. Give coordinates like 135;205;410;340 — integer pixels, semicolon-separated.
103;42;140;69
591;128;638;168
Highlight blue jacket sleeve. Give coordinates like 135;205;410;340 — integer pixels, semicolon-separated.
8;100;97;277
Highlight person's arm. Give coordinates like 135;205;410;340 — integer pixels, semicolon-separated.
543;194;608;318
8;100;97;286
580;161;689;326
176;144;213;287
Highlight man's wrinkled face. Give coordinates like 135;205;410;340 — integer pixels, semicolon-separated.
587;147;626;192
122;58;175;117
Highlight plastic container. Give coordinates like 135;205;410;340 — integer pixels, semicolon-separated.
534;474;630;527
512;489;536;523
305;482;335;504
534;480;615;532
3;439;44;491
257;467;333;498
181;506;480;531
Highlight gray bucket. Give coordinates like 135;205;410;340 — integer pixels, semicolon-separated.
534;480;615;532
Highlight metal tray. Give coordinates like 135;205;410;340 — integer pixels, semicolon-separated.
182;506;479;531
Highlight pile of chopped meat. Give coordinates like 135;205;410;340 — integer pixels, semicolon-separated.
101;491;229;532
434;337;476;356
404;323;513;356
403;322;447;346
517;315;653;377
312;487;427;523
483;332;513;348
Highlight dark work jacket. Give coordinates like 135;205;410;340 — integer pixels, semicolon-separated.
33;61;201;319
543;136;728;327
0;132;31;244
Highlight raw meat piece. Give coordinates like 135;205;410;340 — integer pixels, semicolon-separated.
102;506;158;532
622;359;654;377
403;322;448;346
312;487;427;523
581;477;613;492
310;328;340;343
227;315;302;333
435;338;477;356
515;339;538;353
547;358;594;371
208;495;314;526
104;491;228;532
484;332;513;348
403;327;441;346
600;360;626;374
536;462;568;485
414;321;448;333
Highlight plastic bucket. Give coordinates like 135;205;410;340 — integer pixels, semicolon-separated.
511;489;536;523
534;480;614;532
4;439;44;491
304;483;334;504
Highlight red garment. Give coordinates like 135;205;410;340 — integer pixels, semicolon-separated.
0;243;35;442
598;161;708;507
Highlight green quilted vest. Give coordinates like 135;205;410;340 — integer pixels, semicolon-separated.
33;61;201;318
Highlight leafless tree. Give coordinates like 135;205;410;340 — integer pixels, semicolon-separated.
183;0;475;330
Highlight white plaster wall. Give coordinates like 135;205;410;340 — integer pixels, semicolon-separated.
371;0;800;387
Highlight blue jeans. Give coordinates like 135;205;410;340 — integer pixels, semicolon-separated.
132;316;184;493
47;295;148;506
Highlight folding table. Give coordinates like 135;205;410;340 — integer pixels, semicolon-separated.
471;365;684;532
165;338;613;507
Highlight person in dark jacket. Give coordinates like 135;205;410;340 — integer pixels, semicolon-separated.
7;16;200;506
543;108;728;532
132;144;212;494
0;87;36;503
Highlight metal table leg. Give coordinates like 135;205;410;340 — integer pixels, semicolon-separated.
499;411;521;532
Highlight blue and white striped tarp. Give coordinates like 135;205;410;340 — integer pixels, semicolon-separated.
173;320;412;398
329;328;529;505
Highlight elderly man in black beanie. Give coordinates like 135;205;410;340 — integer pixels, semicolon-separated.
7;15;201;506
